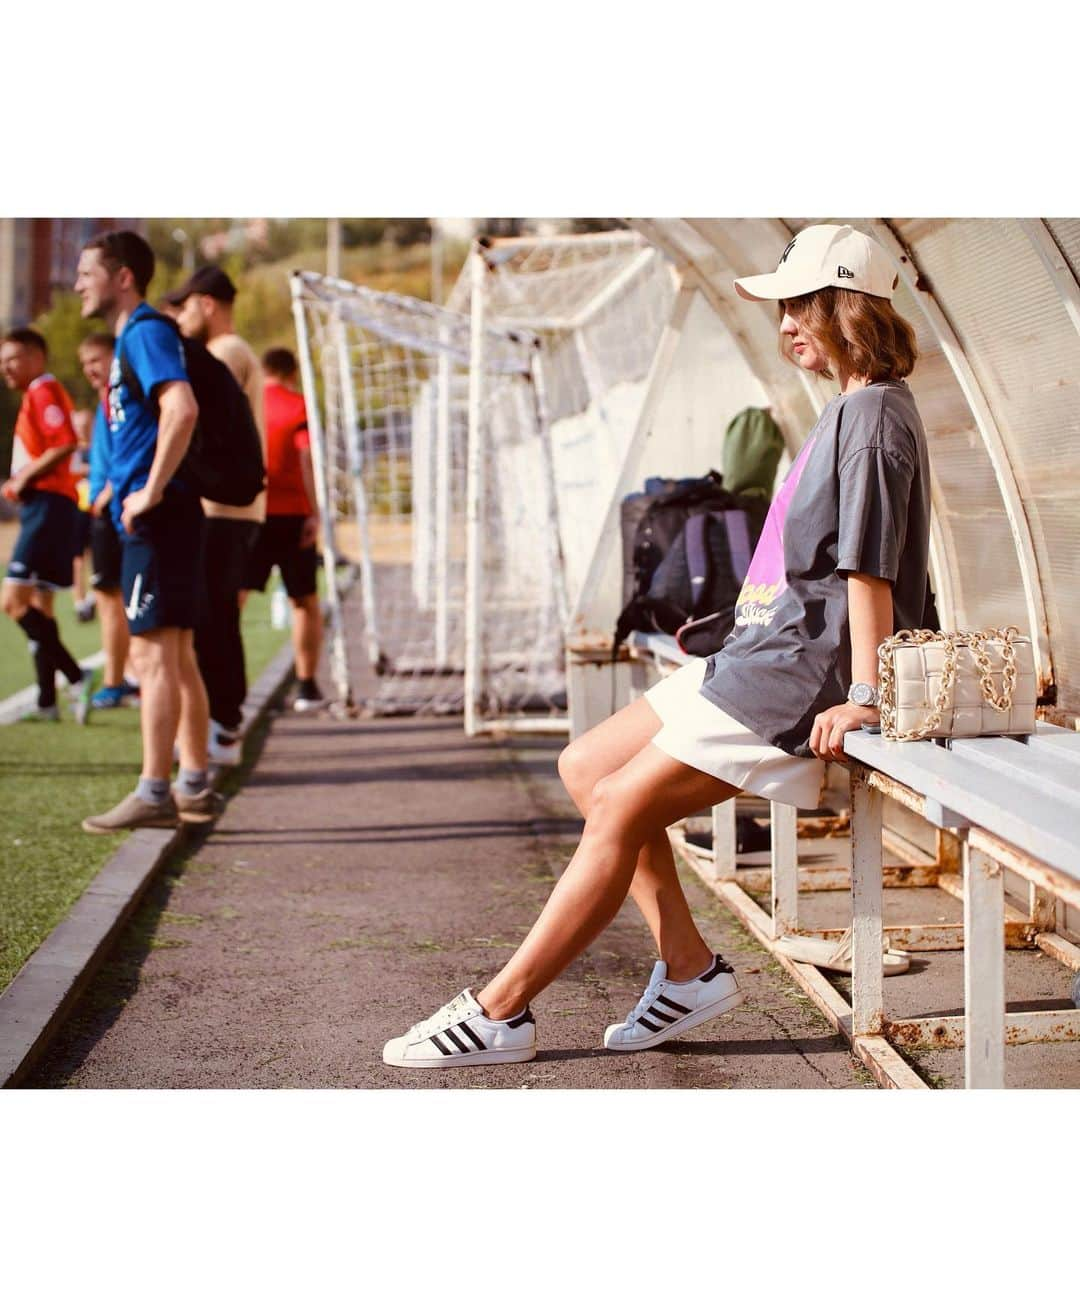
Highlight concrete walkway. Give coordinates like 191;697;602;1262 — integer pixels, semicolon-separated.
28;615;870;1090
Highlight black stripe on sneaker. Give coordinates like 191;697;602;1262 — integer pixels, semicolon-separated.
458;1020;487;1051
699;955;733;982
443;1027;470;1054
647;1005;678;1023
655;995;692;1015
506;1008;534;1029
430;1033;454;1056
637;1016;663;1033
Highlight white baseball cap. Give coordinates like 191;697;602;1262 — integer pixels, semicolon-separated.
734;224;898;303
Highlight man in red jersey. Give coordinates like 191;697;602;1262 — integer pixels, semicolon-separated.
243;347;325;710
1;328;93;722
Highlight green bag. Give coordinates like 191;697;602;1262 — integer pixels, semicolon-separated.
722;407;784;501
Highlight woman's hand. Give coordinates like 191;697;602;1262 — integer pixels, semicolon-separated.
809;703;879;762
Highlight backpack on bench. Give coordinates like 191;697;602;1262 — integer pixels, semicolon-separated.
612;470;760;657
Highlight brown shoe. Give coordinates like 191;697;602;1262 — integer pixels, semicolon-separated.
81;791;180;835
174;787;225;824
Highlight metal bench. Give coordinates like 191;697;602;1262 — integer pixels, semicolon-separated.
628;631;1080;1088
843;726;1080;1089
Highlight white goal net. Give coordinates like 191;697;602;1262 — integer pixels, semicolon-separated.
448;231;678;614
290;271;568;730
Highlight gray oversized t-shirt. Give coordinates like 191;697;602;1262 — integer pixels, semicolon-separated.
700;379;931;757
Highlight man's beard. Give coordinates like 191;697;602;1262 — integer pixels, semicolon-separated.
83;291;115;321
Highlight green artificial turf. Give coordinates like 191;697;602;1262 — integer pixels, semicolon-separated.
0;587;291;991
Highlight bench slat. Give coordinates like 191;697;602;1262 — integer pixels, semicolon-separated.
950;736;1080;804
844;730;1080;881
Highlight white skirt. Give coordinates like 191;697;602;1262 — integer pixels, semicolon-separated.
644;658;825;810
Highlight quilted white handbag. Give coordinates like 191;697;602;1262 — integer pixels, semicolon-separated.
877;626;1037;742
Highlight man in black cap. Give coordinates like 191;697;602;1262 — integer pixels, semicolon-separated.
165;266;266;765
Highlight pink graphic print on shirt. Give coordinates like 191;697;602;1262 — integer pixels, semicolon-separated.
733;433;819;631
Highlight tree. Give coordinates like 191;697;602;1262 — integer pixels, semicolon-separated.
32;293;99;409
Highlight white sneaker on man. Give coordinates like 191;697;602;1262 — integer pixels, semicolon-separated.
604;954;744;1052
383;989;537;1068
208;720;242;766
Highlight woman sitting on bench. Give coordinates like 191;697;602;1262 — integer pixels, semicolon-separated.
384;225;934;1069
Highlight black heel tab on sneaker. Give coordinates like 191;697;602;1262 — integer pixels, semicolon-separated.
699;956;733;982
506;1008;535;1028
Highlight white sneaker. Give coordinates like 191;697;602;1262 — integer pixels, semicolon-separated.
603;955;744;1052
383;989;537;1068
208;720;242;766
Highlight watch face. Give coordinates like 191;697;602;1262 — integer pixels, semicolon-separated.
850;683;874;707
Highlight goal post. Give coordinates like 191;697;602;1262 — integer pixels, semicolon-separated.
291;270;566;729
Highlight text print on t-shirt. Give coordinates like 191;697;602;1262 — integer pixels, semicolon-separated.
733;434;819;630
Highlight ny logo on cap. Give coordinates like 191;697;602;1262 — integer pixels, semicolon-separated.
779;238;797;266
837;265;855;279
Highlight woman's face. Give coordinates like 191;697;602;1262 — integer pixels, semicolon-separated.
779;305;830;374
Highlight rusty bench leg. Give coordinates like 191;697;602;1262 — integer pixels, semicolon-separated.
851;770;884;1037
964;842;1006;1089
770;802;798;938
711;800;737;880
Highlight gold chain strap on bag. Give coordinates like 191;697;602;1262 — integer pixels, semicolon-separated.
877;625;1037;742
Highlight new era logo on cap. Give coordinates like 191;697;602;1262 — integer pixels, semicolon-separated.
837;265;855;279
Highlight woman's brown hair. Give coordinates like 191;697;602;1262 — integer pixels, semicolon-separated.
779;286;918;382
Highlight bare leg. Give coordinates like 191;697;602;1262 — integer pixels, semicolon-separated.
292;592;323;680
95;587;130;686
73;551;88;604
476;740;738;1020
130;630;183;780
557;697;728;981
1;578;34;622
176;629;210;772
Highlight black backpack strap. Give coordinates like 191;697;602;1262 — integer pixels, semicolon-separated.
116;307;179;413
117;334;145;407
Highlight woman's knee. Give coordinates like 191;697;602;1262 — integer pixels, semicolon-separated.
585;771;648;835
558;739;597;810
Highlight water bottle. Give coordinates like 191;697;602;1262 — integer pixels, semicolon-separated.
271;583;289;630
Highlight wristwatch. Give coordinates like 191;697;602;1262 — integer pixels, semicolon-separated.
847;682;880;709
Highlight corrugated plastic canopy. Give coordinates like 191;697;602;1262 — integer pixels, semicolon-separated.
631;218;1080;716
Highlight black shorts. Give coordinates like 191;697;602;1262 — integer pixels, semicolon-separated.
74;508;92;556
90;513;124;592
244;514;319;600
5;490;78;590
121;486;204;635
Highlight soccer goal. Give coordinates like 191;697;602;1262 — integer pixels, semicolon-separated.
448;230;678;619
290;271;568;731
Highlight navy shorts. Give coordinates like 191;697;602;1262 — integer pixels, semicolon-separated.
5;490;79;590
120;486;204;635
90;513;124;592
244;514;319;600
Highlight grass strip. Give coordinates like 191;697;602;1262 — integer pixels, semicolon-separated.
0;588;290;991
